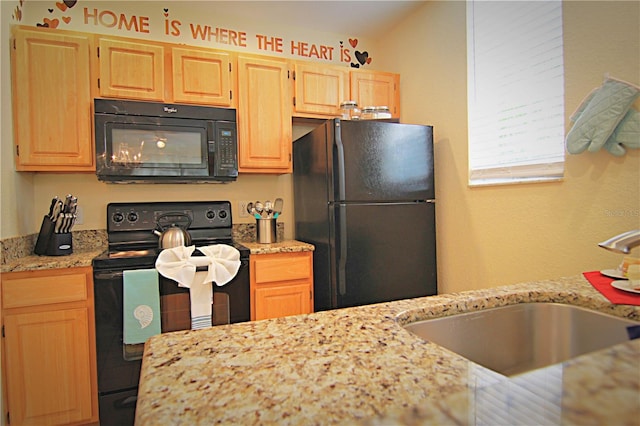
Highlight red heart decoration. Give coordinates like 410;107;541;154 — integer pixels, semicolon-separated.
56;1;67;11
366;57;372;64
62;16;71;24
43;18;59;28
349;38;358;48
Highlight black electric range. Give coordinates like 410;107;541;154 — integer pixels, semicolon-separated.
92;201;250;426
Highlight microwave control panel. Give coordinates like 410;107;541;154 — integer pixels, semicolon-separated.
211;122;238;177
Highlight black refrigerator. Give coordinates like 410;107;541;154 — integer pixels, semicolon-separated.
293;118;437;311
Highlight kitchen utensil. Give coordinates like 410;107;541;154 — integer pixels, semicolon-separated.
67;196;78;215
246;202;254;215
152;213;192;249
51;200;63;221
47;197;59;219
255;201;264;217
62;194;73;213
54;213;64;233
273;198;283;218
264;200;272;217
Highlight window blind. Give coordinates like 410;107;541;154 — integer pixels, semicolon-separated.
467;0;565;186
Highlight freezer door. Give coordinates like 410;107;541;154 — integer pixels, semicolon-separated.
330;201;437;309
333;120;434;202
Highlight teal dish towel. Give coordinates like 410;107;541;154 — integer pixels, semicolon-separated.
123;269;162;345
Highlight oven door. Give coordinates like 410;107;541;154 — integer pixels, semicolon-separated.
95;114;210;181
93;262;250;392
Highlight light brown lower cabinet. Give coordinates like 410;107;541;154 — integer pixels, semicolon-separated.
1;267;98;425
250;251;314;320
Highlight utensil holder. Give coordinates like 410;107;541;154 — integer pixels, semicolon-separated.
256;218;277;244
34;215;73;256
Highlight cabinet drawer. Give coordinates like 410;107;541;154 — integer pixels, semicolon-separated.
2;271;88;309
253;253;312;284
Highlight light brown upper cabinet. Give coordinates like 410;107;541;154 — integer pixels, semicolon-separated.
98;37;166;101
11;26;94;171
236;54;292;173
350;69;400;118
293;62;350;118
172;47;235;107
97;36;235;107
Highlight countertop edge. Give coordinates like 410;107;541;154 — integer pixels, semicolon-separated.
0;240;314;273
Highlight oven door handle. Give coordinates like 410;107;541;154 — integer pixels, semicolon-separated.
94;259;246;280
93;270;126;280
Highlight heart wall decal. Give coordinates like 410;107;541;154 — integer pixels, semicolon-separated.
349;38;358;48
355;51;369;66
41;18;60;28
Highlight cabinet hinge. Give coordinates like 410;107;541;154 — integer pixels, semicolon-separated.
2;325;4;337
97;46;100;58
292;70;296;80
228;62;232;72
98;78;100;89
293;96;296;107
13;38;16;50
230;90;233;100
15;145;19;157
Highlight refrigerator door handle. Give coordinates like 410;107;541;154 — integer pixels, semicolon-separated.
334;123;347;201
338;203;348;296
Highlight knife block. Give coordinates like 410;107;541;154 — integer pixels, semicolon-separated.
34;215;73;256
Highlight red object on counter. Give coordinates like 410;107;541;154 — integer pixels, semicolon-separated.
583;271;640;306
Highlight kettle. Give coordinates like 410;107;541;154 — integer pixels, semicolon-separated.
152;213;192;249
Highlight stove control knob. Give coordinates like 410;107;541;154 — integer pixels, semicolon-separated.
127;212;138;222
113;212;124;223
206;210;216;220
218;210;228;219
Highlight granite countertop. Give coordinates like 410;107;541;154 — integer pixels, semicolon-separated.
241;240;315;254
135;275;640;426
0;238;313;273
0;248;105;273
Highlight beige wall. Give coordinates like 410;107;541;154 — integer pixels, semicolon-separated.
376;1;640;294
2;1;639;294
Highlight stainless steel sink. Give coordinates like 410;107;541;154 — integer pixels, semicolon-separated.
403;303;640;376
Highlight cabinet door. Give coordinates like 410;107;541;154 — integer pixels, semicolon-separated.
11;27;94;171
98;37;165;101
294;62;349;117
250;252;314;320
255;284;312;320
350;70;400;118
237;55;292;173
172;47;234;107
4;308;94;425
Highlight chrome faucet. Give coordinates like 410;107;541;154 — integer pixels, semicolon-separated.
598;229;640;254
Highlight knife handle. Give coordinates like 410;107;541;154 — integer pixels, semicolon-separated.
54;213;64;233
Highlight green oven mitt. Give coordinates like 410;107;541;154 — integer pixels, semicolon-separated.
566;77;639;155
603;107;640;156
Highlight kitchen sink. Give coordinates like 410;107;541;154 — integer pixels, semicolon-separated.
403;303;640;376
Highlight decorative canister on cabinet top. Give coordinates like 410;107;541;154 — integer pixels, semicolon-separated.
340;101;361;120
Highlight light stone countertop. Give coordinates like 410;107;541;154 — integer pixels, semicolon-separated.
241;239;315;254
135;275;640;426
0;238;312;273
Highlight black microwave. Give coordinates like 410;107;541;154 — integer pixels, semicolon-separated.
94;99;238;183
